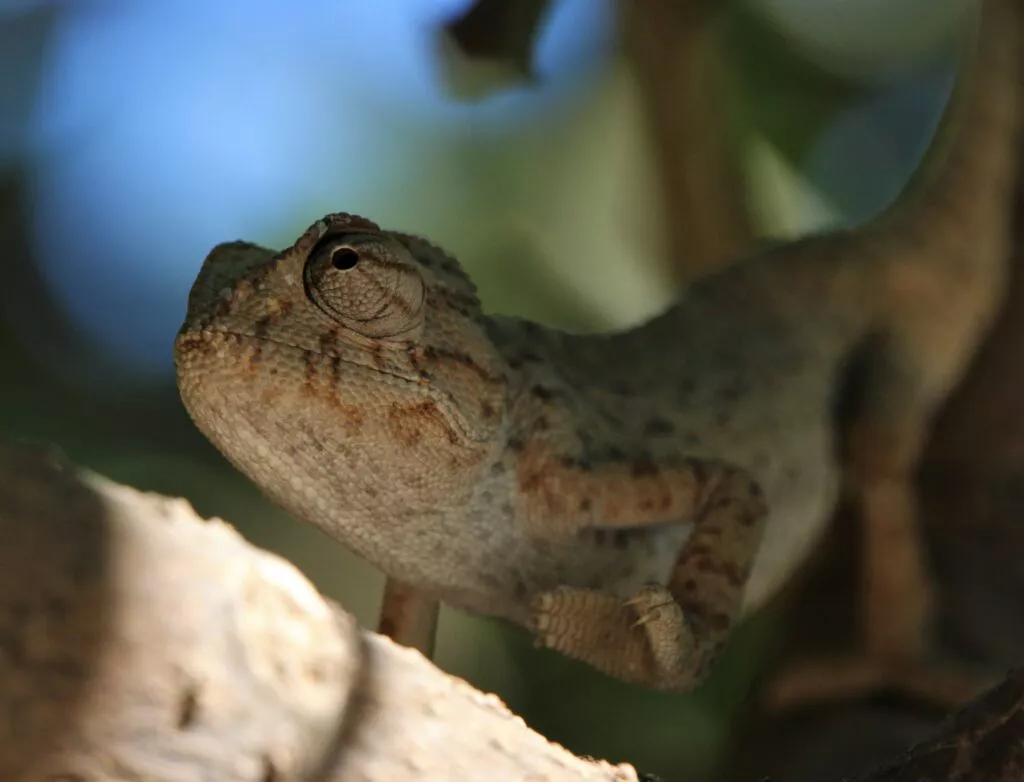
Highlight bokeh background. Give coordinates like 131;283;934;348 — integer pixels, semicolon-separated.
0;0;973;779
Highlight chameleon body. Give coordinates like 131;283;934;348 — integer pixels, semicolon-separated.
175;0;1020;692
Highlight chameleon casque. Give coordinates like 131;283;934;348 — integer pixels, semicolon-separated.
175;0;1021;693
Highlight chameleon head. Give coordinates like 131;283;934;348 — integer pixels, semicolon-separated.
174;212;509;544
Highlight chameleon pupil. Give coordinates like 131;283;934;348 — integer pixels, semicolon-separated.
332;248;359;271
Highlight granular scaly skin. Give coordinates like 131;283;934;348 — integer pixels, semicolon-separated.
175;0;1020;693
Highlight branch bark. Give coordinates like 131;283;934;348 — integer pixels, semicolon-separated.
0;441;639;782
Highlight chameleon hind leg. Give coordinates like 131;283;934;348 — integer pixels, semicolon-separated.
529;462;767;692
768;361;991;709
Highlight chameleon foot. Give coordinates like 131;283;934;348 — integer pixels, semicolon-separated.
530;584;703;691
764;656;993;711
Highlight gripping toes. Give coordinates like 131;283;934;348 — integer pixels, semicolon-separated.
530;584;699;691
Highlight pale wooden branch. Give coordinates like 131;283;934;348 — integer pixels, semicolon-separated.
0;441;639;782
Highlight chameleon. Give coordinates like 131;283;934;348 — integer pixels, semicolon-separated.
174;0;1020;694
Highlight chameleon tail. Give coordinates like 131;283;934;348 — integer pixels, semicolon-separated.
870;0;1022;299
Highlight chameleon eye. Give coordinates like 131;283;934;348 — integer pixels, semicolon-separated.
304;232;425;343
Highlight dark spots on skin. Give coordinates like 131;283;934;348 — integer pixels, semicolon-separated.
395;417;423;447
683;578;697;592
643;416;675;436
501;501;515;516
749;481;766;503
252;314;274;339
342;406;364;436
739;509;760;527
533;414;549;432
247;344;263;372
688;459;708;487
212;298;232;319
388;399;458;446
579;496;592;512
427;346;505;385
707;613;731;632
366;486;378;499
574;429;594;453
684;543;715;562
716;382;741;404
371;344;387;371
303;353;318;386
631;458;660;478
433;286;479;312
558;454;593;471
531;385;559;402
513;578;528;600
481;400;498;422
408;348;424;371
508;437;525;452
319;329;340;353
703;495;736;514
685;553;746;588
639;499;654;512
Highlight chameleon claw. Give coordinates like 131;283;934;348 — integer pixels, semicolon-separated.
631;613;658;629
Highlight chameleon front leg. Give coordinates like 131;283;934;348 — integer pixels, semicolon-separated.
378;577;439;658
526;460;767;691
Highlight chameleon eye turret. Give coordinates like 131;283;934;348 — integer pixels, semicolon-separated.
303;232;425;343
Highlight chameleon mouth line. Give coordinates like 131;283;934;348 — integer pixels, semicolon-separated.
182;327;481;443
183;327;426;388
